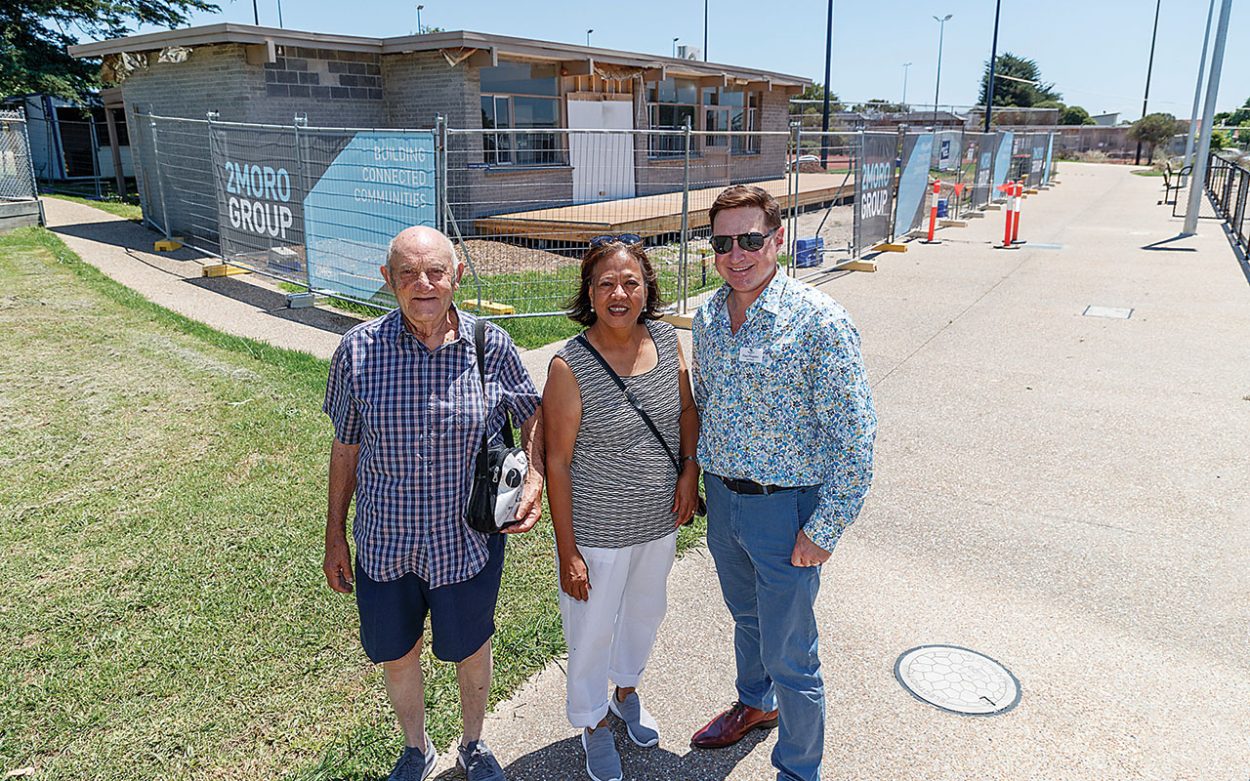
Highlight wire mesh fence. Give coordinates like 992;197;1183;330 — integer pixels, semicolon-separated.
0;111;39;202
117;111;1051;321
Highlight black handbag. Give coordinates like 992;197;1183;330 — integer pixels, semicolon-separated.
465;319;529;534
576;333;705;520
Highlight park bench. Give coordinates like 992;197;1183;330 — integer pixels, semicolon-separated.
1159;161;1193;216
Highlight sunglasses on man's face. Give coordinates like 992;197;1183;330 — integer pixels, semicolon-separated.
709;228;778;254
589;233;643;248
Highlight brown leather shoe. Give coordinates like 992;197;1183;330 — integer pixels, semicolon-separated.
690;701;779;749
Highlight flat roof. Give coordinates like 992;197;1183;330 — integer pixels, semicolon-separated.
68;24;809;88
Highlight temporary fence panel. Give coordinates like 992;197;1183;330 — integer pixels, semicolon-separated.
1206;152;1250;251
896;132;934;237
145;115;218;250
854;131;899;251
790;129;858;269
1042;132;1055;185
964;132;996;211
992;131;1014;199
301;127;436;306
0;111;39;202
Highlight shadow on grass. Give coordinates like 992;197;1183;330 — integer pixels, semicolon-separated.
184;274;366;334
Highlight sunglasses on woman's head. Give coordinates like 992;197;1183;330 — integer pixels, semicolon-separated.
588;233;643;248
709;228;778;254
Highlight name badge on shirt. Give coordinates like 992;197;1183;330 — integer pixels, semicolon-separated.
738;346;766;364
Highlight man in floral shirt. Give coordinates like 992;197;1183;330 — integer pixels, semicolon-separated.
689;185;876;781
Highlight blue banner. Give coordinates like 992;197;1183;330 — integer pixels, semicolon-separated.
1042;132;1055;185
303;131;437;304
993;131;1014;198
896;133;934;236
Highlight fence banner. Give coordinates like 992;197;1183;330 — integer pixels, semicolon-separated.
1027;133;1047;188
896;133;934;236
966;132;995;209
854;132;898;249
303;130;437;305
209;124;306;279
1042;132;1055;185
993;131;1014;197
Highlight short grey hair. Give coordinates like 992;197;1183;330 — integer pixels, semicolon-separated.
385;227;459;271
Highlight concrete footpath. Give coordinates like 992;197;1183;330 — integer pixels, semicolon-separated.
39;166;1250;779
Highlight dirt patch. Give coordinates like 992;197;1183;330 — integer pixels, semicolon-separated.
457;240;579;276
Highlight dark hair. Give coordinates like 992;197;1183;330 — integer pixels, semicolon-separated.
707;184;783;233
565;241;665;327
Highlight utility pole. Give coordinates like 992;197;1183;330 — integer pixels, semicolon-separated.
1135;0;1163;165
1183;0;1217;182
932;14;952;125
984;0;1001;133
819;0;834;167
902;62;912;109
704;0;709;61
1183;0;1233;235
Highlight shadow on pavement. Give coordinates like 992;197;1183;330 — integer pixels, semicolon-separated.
184;275;367;335
1140;234;1198;252
433;723;769;781
50;220;205;262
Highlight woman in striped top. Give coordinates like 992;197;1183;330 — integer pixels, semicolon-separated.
543;237;700;781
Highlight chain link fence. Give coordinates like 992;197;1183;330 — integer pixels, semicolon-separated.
1;110;40;203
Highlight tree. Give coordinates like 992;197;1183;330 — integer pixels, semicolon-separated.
1059;105;1096;126
851;99;907;113
0;0;218;100
1129;112;1182;162
791;83;844;126
1224;97;1250;128
978;52;1062;108
1209;129;1230;151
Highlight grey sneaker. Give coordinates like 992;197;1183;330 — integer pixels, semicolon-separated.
388;733;437;781
581;727;623;781
457;739;505;781
608;691;660;747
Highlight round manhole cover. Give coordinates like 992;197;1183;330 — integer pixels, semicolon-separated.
894;644;1021;716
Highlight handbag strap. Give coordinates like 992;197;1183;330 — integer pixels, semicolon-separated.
575;332;682;477
473;319;514;480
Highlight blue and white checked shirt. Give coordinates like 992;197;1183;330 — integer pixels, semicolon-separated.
323;307;540;587
692;272;877;551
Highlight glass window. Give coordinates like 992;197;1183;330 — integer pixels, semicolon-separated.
646;79;699;157
480;61;558;97
480;93;561;166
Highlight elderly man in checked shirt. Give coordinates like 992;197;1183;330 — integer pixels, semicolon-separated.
688;186;876;781
321;226;544;781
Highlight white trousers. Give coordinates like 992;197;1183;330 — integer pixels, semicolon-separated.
558;532;677;729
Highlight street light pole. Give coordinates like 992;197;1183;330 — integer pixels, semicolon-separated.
251;0;259;24
586;28;593;46
1183;0;1233;235
1183;0;1217;179
932;14;952;125
1135;0;1163;165
704;0;708;61
902;62;912;109
984;0;1001;132
416;4;423;34
819;0;834;167
673;37;679;58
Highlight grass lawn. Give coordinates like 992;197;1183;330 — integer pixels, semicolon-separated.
44;193;144;222
0;227;711;780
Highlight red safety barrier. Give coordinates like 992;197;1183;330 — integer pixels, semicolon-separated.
1012;182;1024;244
996;181;1018;250
924;180;941;243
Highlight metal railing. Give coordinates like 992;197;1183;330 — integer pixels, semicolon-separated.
1207;151;1250;251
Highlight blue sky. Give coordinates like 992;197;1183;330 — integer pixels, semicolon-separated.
118;0;1248;119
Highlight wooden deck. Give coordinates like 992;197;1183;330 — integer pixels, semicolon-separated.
474;173;854;242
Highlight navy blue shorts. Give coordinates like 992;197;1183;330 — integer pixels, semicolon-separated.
355;533;505;664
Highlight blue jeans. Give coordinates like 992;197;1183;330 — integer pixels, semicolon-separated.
705;474;824;781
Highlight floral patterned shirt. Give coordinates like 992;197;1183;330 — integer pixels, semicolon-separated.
692;271;876;551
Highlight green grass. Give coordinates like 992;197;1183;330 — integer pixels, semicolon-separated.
281;252;725;352
0;227;708;780
45;193;144;222
1131;168;1167;177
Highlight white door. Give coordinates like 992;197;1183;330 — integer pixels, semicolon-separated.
567;99;636;204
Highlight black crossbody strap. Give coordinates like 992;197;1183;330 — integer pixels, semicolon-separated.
575;333;681;477
474;319;515;481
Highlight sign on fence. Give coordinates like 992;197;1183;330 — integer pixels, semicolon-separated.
304;131;437;304
855;132;898;250
993;131;1014;196
896;133;934;236
208;123;437;301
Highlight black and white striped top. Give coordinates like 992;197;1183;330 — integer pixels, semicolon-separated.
555;319;682;549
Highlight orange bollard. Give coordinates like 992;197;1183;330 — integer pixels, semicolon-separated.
1011;182;1025;244
923;180;941;243
996;180;1018;250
